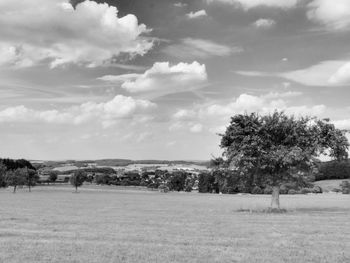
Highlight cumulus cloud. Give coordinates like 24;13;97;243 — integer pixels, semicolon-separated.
170;92;326;135
0;95;156;127
253;18;276;28
186;10;208;19
162;38;242;59
307;0;350;30
0;0;152;68
98;61;207;97
236;60;350;87
206;0;299;10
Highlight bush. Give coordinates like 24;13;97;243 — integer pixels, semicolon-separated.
341;181;350;194
288;189;297;195
263;186;273;195
300;188;311;194
251;186;263;195
332;188;342;193
158;184;169;193
311;186;323;194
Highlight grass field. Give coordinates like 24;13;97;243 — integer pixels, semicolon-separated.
1;186;350;263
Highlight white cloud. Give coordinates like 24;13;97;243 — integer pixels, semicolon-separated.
0;0;152;68
202;94;326;118
253;18;276;28
189;123;204;133
174;2;188;7
173;109;197;120
0;95;156;126
307;0;350;30
186;10;208;19
206;0;299;10
332;119;350;130
328;62;350;85
98;61;207;97
163;38;242;59
236;60;350;87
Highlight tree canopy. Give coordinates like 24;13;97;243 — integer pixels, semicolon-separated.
220;111;349;208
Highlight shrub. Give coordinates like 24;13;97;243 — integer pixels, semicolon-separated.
341;181;350;194
251;186;263;195
311;186;323;194
332;188;341;193
158;184;169;193
300;188;311;194
288;189;297;195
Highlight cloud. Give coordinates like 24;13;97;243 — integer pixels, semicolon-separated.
236;60;350;87
206;0;299;10
98;61;207;97
162;38;242;59
170;92;326;137
186;10;208;19
174;2;188;7
253;18;276;28
189;123;204;133
307;0;350;30
0;0;152;68
0;95;156;127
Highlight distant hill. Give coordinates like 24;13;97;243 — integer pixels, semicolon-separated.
32;159;210;169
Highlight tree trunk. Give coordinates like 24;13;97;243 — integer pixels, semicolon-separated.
13;185;17;193
75;185;78;193
271;185;280;209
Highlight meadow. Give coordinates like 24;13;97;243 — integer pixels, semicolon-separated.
1;186;350;263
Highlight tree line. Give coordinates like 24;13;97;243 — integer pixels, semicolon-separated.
0;159;38;192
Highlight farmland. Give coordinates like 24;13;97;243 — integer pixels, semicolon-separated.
1;186;350;263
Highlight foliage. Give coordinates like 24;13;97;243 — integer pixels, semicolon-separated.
0;163;7;187
25;169;39;191
251;186;263;195
167;171;187;191
340;181;350;194
6;168;27;193
198;172;217;193
70;170;87;191
316;160;350;181
0;158;35;171
49;170;58;183
220;111;349;207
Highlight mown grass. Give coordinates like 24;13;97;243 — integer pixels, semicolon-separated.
1;186;350;263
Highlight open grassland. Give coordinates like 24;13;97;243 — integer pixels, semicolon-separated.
1;186;350;263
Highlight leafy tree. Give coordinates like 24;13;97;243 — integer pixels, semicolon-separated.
6;168;27;193
25;169;39;192
220;111;349;209
70;170;87;192
167;171;187;191
0;163;7;188
49;170;58;183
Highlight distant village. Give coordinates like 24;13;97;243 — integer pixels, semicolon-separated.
35;160;210;191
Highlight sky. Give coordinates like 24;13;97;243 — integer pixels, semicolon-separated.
1;0;350;160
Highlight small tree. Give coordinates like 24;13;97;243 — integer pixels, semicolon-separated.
6;168;26;193
25;169;39;192
49;170;58;183
220;111;349;209
70;170;86;192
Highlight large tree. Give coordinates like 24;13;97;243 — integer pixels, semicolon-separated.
220;111;349;209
